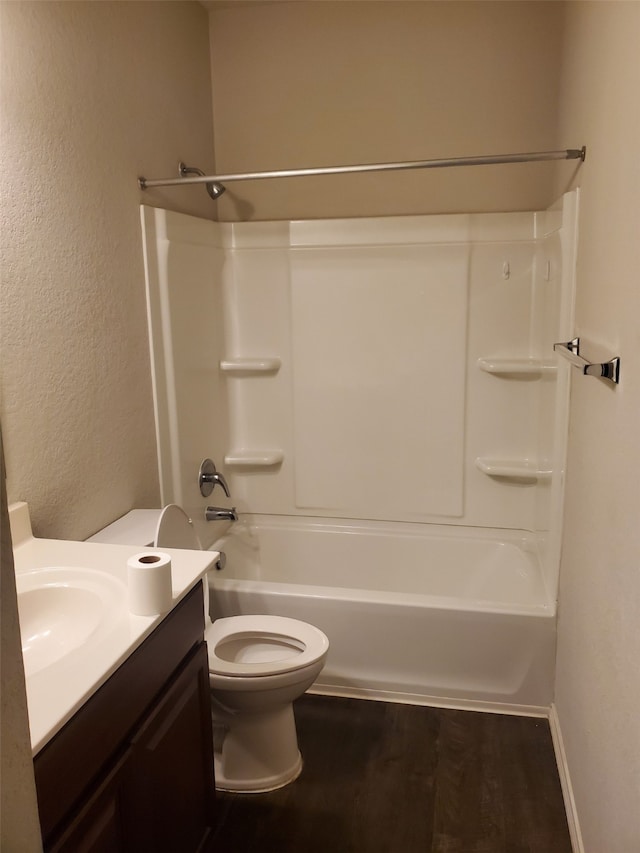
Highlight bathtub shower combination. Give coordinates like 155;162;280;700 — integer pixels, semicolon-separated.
141;193;578;714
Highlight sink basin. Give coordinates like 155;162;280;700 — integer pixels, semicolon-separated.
17;568;127;676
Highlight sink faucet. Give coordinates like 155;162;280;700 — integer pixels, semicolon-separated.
205;506;238;523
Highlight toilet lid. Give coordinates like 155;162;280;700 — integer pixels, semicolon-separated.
207;615;329;677
154;504;202;550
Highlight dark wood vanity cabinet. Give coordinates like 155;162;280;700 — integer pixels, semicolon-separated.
34;583;216;853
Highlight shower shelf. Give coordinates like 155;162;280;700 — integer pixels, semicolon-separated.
475;457;552;482
477;358;557;377
220;358;281;375
224;449;284;467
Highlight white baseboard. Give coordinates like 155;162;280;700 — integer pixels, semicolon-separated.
309;682;549;717
548;703;584;853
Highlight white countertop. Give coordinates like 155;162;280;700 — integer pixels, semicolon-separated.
10;504;217;754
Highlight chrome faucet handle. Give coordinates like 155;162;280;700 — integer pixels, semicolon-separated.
198;458;231;498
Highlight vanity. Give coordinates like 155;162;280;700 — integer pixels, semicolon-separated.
10;503;218;852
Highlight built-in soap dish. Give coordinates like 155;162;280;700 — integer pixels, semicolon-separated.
220;358;281;375
224;450;284;468
477;358;557;377
475;457;552;483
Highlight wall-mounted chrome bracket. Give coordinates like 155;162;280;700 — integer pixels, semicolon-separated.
553;338;620;385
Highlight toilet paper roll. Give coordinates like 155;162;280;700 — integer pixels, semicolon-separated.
127;552;173;616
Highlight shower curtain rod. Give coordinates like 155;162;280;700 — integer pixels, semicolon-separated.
138;147;586;194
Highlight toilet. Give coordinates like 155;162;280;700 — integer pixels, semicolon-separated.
89;504;329;793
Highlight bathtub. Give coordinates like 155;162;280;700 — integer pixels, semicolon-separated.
209;516;556;713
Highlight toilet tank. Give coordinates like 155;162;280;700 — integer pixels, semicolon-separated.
86;510;162;546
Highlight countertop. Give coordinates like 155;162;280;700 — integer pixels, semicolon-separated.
10;503;217;754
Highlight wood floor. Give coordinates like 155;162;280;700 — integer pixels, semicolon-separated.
212;694;572;853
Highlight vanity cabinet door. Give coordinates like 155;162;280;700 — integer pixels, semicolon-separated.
37;585;216;853
127;641;216;853
48;749;132;853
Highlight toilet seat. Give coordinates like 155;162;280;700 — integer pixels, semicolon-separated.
207;615;329;678
155;504;202;550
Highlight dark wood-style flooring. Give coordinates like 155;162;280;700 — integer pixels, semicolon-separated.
212;694;572;853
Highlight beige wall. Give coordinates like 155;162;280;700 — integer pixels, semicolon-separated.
0;2;216;844
209;0;568;221
553;3;640;851
1;439;41;852
0;0;216;541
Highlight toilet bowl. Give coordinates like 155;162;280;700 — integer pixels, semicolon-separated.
207;614;328;791
90;504;329;793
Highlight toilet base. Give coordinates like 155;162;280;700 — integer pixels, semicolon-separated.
214;750;303;793
212;701;303;793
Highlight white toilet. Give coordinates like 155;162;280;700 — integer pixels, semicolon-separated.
90;504;329;793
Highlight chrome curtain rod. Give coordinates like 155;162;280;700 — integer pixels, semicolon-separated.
138;147;585;193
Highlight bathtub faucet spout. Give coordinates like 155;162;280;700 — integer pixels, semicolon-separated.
205;506;238;523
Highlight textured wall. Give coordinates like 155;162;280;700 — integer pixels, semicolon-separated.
553;4;640;851
0;1;216;539
1;440;42;852
208;0;566;221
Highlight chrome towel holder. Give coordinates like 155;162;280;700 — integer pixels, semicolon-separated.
554;338;620;385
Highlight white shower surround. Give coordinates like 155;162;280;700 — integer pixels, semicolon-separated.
141;195;576;711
